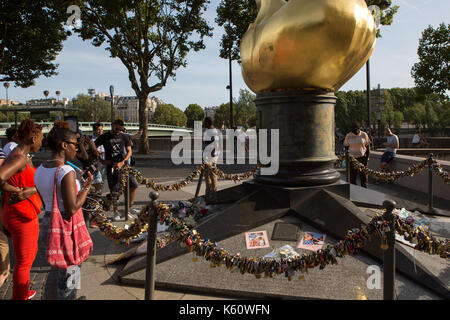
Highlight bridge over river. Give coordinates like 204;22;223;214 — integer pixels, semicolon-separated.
0;121;192;137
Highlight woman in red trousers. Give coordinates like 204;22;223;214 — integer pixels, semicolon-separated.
0;120;43;300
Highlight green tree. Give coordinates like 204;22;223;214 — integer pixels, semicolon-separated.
74;0;213;153
0;1;72;87
184;104;204;128
411;23;450;101
234;89;257;128
72;94;111;122
152;104;187;127
213;103;235;129
404;103;426;129
387;88;418;113
433;101;450;135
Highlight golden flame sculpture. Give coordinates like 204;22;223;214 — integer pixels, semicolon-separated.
241;0;377;93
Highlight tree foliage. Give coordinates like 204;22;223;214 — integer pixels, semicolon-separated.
0;1;72;87
213;89;257;129
213;103;233;129
184;103;204;128
336;88;449;136
216;0;398;62
152;103;187;127
233;89;257;129
411;23;450;100
73;0;213;153
71;94;111;122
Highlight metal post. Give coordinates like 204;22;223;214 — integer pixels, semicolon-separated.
194;168;204;199
109;85;114;122
428;153;434;212
345;148;350;183
124;176;129;221
382;200;396;300
144;191;159;300
228;16;234;129
228;55;234;129
366;60;371;131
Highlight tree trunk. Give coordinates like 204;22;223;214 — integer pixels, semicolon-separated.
138;93;151;154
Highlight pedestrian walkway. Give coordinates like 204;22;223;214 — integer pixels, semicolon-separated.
0;175;238;300
1;162;448;300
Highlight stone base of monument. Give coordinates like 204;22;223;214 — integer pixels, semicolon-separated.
118;181;450;299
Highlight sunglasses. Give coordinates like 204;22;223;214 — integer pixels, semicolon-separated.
65;141;79;148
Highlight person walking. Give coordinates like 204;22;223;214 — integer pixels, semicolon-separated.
3;127;19;157
94;119;138;221
203;117;220;196
34;121;93;300
343;123;371;188
91;122;105;194
0;120;43;300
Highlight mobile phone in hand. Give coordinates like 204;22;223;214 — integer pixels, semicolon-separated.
82;164;97;180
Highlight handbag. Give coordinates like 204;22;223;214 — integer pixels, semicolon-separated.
46;166;93;269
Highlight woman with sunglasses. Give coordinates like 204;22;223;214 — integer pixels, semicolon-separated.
0;119;43;300
34;121;92;300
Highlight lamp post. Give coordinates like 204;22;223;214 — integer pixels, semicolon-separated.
87;88;96;121
226;10;234;129
4;82;10;122
3;82;10;105
109;85;114;123
366;59;371;132
366;0;390;133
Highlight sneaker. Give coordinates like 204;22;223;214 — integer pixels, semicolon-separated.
113;213;123;222
130;208;141;214
128;212;138;220
27;290;36;300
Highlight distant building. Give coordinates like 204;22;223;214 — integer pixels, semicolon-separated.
25;97;68;107
0;99;20;106
26;98;57;106
115;96;163;123
205;106;219;120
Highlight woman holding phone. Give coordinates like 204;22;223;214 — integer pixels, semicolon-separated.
34;121;93;300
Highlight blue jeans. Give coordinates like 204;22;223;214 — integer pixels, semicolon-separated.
41;212;81;300
381;151;395;164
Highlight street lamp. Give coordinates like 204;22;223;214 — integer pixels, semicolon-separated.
366;0;390;132
109;85;114;123
88;88;96;120
366;59;371;131
3;82;10;105
4;82;10;122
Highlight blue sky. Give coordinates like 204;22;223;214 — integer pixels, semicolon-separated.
5;0;450;110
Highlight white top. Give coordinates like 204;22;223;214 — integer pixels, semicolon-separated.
35;165;81;212
238;130;247;143
343;131;370;158
3;142;18;157
386;134;399;153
